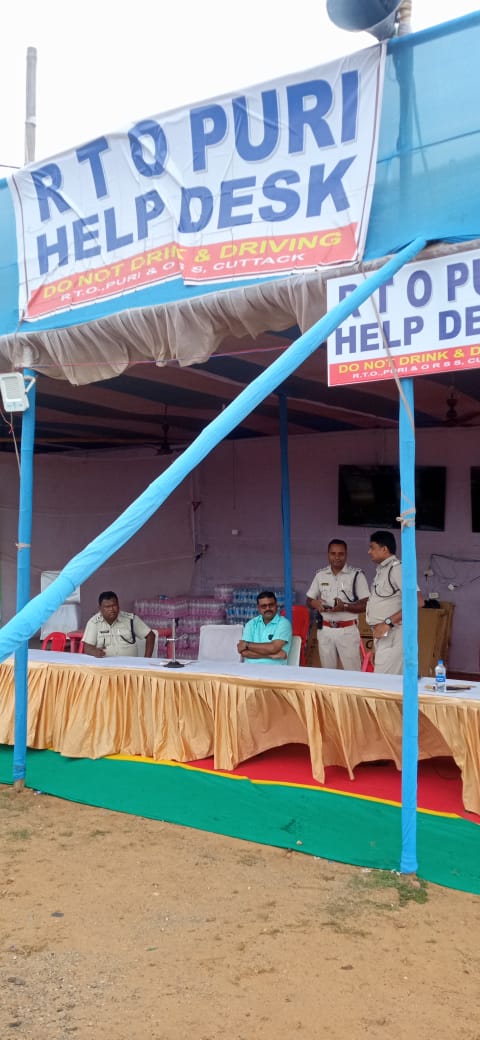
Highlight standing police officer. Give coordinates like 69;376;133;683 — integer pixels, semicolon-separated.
366;530;424;675
306;539;369;670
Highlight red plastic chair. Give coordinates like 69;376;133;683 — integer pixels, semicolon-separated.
281;605;311;666
41;631;67;651
68;630;84;654
360;638;374;672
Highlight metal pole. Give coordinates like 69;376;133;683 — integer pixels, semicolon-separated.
25;47;37;165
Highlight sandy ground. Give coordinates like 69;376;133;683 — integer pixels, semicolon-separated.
1;784;479;1040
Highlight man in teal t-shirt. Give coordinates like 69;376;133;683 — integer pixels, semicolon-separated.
237;591;292;665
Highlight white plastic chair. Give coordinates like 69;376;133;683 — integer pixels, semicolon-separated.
287;635;302;667
136;630;159;658
198;624;244;661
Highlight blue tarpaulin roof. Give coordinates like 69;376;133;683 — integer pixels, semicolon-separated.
365;12;480;256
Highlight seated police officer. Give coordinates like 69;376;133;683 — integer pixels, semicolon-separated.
82;591;155;658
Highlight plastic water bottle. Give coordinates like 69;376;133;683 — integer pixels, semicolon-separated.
434;659;447;693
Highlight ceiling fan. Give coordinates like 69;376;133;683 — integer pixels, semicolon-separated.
156;422;188;455
443;387;480;427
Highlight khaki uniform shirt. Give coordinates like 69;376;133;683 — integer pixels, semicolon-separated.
83;610;152;657
306;564;369;622
366;556;403;626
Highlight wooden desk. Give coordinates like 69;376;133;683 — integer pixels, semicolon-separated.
358;603;456;677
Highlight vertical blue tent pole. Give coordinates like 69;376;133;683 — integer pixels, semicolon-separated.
399;377;418;873
393;32;417;872
278;393;293;622
13;48;38;786
13;368;36;786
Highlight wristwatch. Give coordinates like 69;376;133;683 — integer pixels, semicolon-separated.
385;617;394;627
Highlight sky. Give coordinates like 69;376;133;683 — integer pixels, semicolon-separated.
0;0;479;175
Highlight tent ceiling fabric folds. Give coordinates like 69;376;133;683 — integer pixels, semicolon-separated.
2;239;480;452
0;267;342;384
0;238;477;387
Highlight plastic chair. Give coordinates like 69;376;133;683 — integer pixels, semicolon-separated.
136;630;159;658
67;630;84;654
287;635;302;667
360;638;374;672
281;605;311;665
41;631;67;651
198;624;244;661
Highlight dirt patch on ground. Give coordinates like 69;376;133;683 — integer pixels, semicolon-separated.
1;784;479;1040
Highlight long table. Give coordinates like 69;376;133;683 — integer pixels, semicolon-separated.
1;651;479;815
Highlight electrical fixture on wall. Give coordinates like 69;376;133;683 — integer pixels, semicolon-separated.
0;372;36;413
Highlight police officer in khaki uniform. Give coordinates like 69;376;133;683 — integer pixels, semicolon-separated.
306;539;369;670
366;530;424;675
83;591;155;658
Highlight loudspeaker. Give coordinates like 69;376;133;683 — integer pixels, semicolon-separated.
327;0;403;41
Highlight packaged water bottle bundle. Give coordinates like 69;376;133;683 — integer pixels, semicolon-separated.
135;592;227;657
134;586;286;657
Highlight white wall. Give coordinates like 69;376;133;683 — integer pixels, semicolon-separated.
0;451;199;627
196;429;480;674
1;426;479;672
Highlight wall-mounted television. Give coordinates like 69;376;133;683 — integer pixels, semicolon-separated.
471;467;480;532
338;464;447;531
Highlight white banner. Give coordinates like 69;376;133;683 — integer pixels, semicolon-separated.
11;47;384;322
327;247;480;386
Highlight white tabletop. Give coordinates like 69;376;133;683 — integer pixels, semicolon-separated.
20;650;480;700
